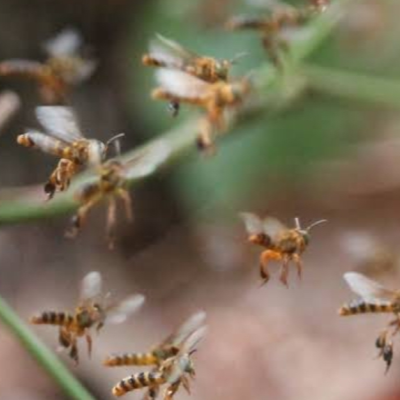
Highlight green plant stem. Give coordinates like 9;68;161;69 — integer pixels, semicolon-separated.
303;64;400;108
0;294;95;400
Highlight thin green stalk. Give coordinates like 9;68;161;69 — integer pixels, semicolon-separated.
303;64;400;108
0;295;95;400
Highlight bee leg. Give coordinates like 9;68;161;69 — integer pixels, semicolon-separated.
164;382;180;400
168;101;180;117
69;336;79;365
259;250;282;285
58;327;71;350
196;118;215;154
85;332;93;358
292;253;303;280
144;386;159;400
181;376;191;394
106;197;117;250
119;188;133;222
65;199;97;239
279;256;290;287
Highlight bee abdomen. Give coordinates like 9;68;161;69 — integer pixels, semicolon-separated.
112;372;164;396
104;352;157;367
30;311;73;326
339;300;393;316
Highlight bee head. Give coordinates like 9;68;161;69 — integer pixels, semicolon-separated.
295;217;327;245
215;60;230;81
87;140;106;166
178;353;196;378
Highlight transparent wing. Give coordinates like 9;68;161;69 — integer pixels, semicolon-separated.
43;29;82;57
106;294;145;324
341;232;379;261
124;140;170;180
180;325;207;355
155;69;210;100
36;106;83;143
150;34;199;66
262;217;287;240
161;311;207;349
19;130;69;154
239;212;264;234
67;60;97;84
80;271;102;302
343;272;397;302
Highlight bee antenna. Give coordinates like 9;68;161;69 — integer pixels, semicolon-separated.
189;349;197;356
306;219;327;232
106;133;125;156
229;52;248;65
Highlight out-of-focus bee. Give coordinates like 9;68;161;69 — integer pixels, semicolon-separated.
338;272;400;373
17;106;123;200
143;34;244;118
240;212;326;286
152;68;250;151
340;232;398;278
104;310;206;367
0;29;96;104
111;323;207;398
30;271;145;364
65;140;170;249
226;0;328;66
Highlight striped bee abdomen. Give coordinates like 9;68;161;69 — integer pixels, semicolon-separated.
112;372;164;397
104;352;158;367
30;311;74;326
338;300;394;316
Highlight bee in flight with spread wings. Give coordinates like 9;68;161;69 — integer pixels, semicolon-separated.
142;34;243;117
339;272;400;373
240;212;326;286
226;0;328;67
152;68;250;152
65;140;170;249
0;29;96;104
111;319;207;399
104;310;206;368
17;106;123;200
30;271;145;364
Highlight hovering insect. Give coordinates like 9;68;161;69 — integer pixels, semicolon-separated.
17;106;123;200
226;0;328;66
30;271;145;364
338;272;400;372
0;29;96;104
111;324;206;398
152;68;250;151
65;140;170;249
240;212;326;286
104;310;206;367
143;34;244;118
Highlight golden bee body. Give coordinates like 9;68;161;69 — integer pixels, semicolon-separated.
241;213;325;286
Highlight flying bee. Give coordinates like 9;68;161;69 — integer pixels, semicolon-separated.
152;68;250;151
226;0;328;66
111;324;207;398
143;34;244;118
30;271;145;364
104;310;206;367
240;212;326;286
17;106;123;200
0;29;96;104
65;140;170;248
338;272;400;372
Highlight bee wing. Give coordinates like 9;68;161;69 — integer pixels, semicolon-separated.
239;212;264;234
150;34;199;66
124;140;170;180
106;294;145;325
343;272;397;302
160;311;207;349
180;325;207;355
80;271;102;302
155;69;210;100
36;106;83;143
43;29;82;57
341;232;379;261
262;217;287;241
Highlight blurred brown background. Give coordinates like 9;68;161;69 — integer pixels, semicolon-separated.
1;0;400;399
